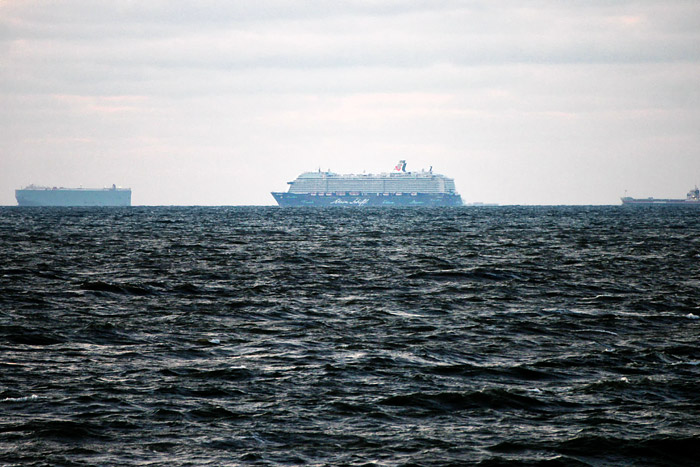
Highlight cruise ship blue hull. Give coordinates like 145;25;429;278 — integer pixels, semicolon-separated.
272;192;463;207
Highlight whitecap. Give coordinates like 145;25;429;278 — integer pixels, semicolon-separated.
195;337;221;345
1;394;39;403
685;313;699;320
677;360;700;366
575;329;619;336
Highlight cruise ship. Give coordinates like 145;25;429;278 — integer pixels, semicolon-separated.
621;186;700;206
15;185;132;207
272;161;462;207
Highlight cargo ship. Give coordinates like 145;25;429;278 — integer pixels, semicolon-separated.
621;186;700;206
15;184;131;207
272;161;463;207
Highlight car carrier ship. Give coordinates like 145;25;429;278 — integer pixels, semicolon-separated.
15;184;132;206
621;186;700;206
272;161;462;207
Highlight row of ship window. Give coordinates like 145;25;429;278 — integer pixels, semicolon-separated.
308;192;420;196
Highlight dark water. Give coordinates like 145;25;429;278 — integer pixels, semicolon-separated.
1;206;699;466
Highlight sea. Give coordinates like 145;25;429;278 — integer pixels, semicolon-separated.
1;206;699;466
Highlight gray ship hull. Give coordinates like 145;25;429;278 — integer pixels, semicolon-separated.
621;197;700;206
16;187;131;207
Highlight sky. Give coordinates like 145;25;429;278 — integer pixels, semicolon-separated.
2;0;700;206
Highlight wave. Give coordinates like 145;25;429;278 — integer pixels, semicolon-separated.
380;389;548;413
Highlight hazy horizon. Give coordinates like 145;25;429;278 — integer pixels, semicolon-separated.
2;1;700;206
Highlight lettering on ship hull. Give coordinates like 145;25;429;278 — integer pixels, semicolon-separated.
331;198;370;206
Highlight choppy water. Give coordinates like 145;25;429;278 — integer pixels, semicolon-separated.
1;206;699;466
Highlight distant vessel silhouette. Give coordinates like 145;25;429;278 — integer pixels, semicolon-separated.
621;186;700;206
16;184;131;206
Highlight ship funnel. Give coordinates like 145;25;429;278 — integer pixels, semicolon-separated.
394;160;407;172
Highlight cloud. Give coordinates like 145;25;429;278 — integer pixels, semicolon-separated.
1;1;700;205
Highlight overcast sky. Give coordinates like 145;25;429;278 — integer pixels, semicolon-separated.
2;0;699;205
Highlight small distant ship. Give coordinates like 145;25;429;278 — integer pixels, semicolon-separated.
464;202;499;207
272;161;463;207
15;184;131;207
621;186;700;206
